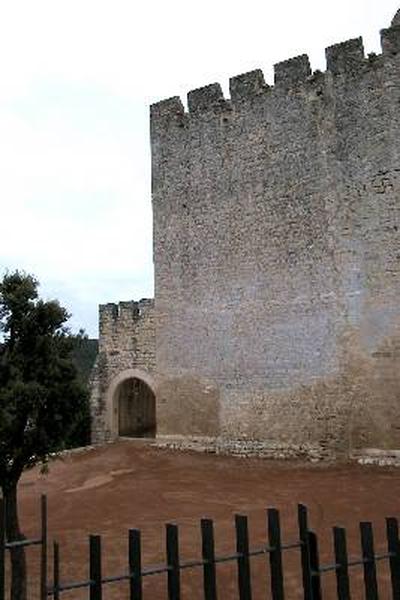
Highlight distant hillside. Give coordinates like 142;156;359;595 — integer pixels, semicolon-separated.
71;338;98;385
0;336;98;386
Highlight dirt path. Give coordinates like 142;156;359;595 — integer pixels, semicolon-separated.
17;441;400;599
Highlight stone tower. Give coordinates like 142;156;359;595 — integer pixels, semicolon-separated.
92;10;400;459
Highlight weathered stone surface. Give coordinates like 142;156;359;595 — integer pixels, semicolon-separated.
150;10;400;459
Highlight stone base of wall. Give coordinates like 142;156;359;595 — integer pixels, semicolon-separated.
155;435;217;454
89;435;400;466
351;448;400;467
154;435;333;461
91;428;113;445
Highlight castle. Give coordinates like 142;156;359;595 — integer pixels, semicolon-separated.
90;9;400;459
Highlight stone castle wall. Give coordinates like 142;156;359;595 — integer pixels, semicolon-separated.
150;19;400;458
90;299;155;442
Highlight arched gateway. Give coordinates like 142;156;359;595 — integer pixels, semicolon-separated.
117;377;156;437
107;369;157;439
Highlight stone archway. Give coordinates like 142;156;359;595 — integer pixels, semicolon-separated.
117;377;156;437
107;369;157;439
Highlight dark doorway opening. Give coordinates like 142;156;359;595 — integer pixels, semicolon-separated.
117;378;156;438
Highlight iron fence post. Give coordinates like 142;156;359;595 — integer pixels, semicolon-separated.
129;529;142;600
267;508;284;600
40;494;48;600
235;514;252;600
0;498;4;600
53;540;60;600
201;518;218;600
308;531;322;600
360;521;378;600
298;504;313;600
89;534;102;600
166;523;181;600
333;526;350;600
386;517;400;599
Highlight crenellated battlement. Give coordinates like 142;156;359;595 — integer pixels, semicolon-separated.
325;37;364;75
274;54;311;87
98;298;155;356
150;20;400;122
187;83;227;113
149;97;184;124
229;69;267;103
99;299;154;325
99;302;119;320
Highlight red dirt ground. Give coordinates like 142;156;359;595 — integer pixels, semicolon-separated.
14;440;400;599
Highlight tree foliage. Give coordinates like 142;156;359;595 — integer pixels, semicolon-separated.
0;271;90;487
0;270;91;599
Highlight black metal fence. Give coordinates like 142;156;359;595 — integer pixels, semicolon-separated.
0;494;47;600
1;496;400;599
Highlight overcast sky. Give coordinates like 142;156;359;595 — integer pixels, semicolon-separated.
0;1;398;337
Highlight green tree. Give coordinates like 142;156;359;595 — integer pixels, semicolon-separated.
0;271;90;599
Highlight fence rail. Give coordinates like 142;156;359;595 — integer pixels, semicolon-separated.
47;504;400;599
1;496;400;599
